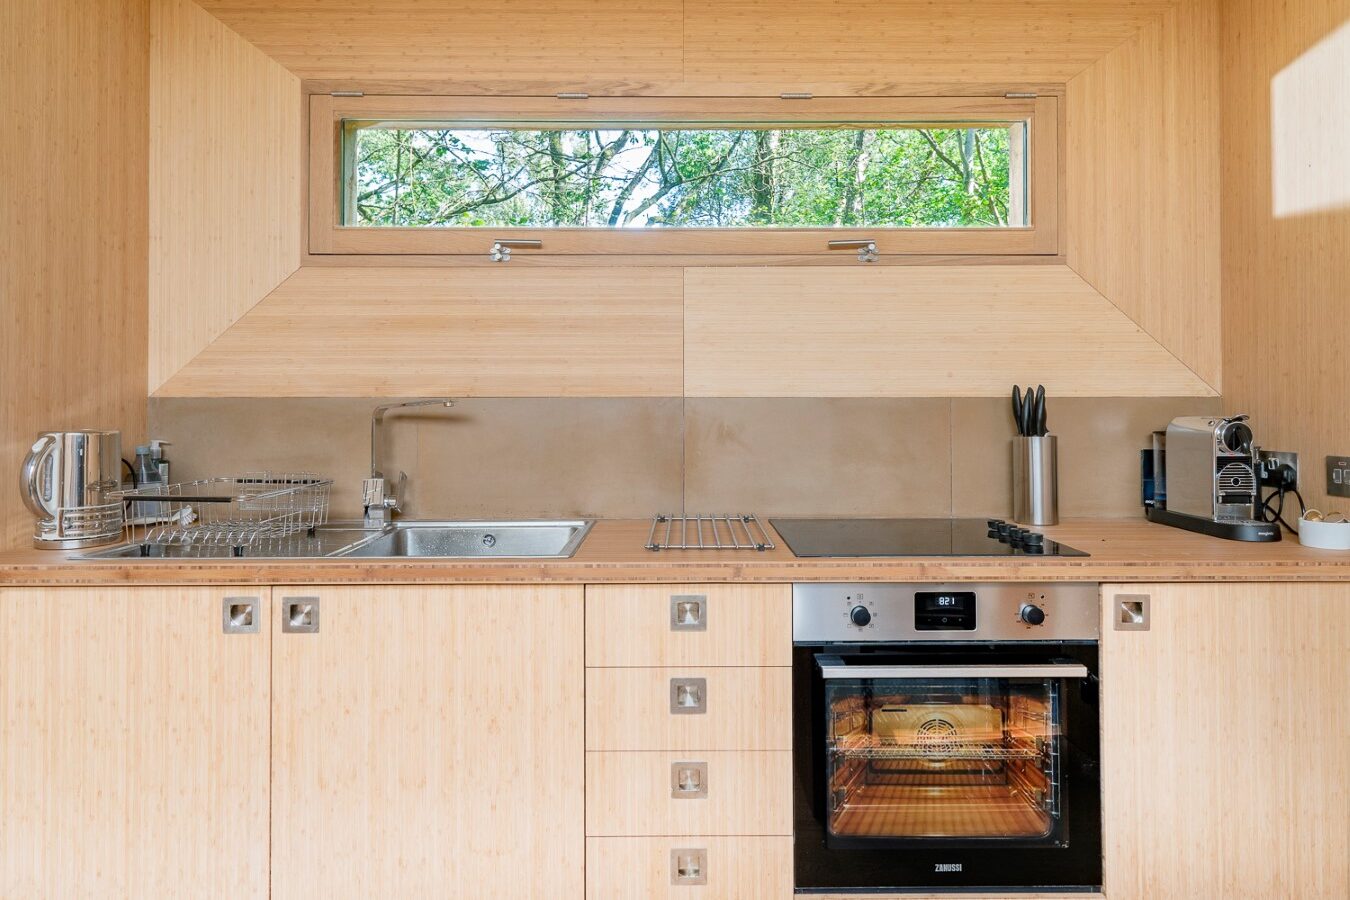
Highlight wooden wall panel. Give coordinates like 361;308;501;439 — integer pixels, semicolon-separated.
1222;0;1350;514
684;0;1176;84
1066;0;1221;390
150;0;300;392
194;0;683;82
685;266;1215;397
156;267;684;397
0;0;149;551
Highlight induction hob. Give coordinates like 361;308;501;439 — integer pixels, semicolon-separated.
768;517;1089;557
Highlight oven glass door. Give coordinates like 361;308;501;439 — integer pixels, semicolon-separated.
818;659;1085;848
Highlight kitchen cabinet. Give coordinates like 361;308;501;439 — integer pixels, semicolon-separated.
0;586;271;898
583;584;793;896
1100;583;1349;899
269;584;584;900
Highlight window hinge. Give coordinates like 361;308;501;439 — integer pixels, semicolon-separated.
330;90;364;97
556;92;589;100
490;239;543;262
780;92;813;100
1004;91;1038;99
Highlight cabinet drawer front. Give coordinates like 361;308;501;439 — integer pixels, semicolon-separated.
586;668;791;751
585;585;791;667
586;836;792;900
586;751;792;836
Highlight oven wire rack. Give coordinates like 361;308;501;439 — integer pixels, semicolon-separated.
830;733;1044;761
645;514;775;551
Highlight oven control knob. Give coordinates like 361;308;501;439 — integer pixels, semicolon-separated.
849;605;872;627
1019;603;1046;626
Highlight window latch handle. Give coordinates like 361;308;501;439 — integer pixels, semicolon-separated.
827;239;878;263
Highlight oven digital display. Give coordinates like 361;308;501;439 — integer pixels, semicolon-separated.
914;591;977;630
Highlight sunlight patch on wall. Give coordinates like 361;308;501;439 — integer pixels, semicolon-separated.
1271;19;1350;218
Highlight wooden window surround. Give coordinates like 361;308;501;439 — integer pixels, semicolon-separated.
307;94;1060;262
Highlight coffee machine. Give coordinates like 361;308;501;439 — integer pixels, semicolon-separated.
1143;415;1279;541
20;430;125;549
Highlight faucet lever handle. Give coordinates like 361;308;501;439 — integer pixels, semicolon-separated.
389;472;409;511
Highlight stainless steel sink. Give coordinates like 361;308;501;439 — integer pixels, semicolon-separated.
337;520;593;559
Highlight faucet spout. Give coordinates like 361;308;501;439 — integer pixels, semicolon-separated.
365;398;455;526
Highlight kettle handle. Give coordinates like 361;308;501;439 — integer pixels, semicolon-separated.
20;435;58;520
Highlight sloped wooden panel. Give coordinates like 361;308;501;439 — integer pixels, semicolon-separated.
150;0;301;392
1067;0;1221;389
684;0;1179;83
193;0;683;82
155;267;684;397
684;265;1215;397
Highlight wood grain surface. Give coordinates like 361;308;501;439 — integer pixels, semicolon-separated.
150;0;301;391
1101;582;1349;899
4;519;1350;585
0;586;271;897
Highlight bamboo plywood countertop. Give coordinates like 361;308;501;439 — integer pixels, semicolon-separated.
2;519;1350;586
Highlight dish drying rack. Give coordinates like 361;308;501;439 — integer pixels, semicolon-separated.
645;514;775;551
114;473;332;550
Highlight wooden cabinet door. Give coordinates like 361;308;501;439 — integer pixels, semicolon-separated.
270;585;584;900
0;586;271;899
1100;583;1349;900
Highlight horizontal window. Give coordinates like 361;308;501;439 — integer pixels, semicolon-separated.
345;123;1024;229
309;96;1059;260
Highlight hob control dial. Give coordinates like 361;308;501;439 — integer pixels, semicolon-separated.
1019;603;1046;626
849;605;873;627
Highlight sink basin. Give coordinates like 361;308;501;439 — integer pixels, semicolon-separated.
338;520;593;559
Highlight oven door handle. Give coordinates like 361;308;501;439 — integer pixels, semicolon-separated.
815;661;1090;680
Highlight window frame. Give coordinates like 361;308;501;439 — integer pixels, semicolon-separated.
307;94;1059;261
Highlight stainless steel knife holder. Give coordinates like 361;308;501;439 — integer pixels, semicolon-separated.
1013;435;1058;526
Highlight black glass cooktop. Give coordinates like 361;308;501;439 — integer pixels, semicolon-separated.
768;517;1089;558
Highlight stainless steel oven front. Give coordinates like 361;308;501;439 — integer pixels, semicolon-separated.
792;582;1101;893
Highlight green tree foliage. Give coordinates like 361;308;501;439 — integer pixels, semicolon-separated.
350;124;1015;229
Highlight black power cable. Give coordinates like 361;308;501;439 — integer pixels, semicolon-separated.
1260;486;1305;535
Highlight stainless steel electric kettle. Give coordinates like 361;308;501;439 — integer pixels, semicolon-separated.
20;430;124;548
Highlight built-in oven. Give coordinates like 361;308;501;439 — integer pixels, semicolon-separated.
793;582;1101;893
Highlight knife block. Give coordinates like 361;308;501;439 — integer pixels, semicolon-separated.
1013;435;1058;526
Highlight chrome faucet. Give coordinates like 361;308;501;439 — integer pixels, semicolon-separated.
363;399;456;528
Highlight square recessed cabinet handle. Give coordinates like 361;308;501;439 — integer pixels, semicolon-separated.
671;848;708;886
670;677;707;714
222;597;260;634
671;761;708;799
1115;594;1150;631
670;594;707;631
282;597;320;634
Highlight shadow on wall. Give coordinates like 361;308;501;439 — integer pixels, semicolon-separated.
1272;18;1350;217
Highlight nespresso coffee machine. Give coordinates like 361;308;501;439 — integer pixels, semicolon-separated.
1142;415;1280;541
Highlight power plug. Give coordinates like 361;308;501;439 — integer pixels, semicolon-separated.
1257;450;1300;490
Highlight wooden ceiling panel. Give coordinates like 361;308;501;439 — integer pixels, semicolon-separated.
192;0;684;81
193;0;1174;84
683;0;1180;83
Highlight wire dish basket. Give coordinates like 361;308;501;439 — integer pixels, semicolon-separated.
115;473;332;548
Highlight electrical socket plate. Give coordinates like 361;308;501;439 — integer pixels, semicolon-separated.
1257;450;1299;489
1326;456;1350;498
